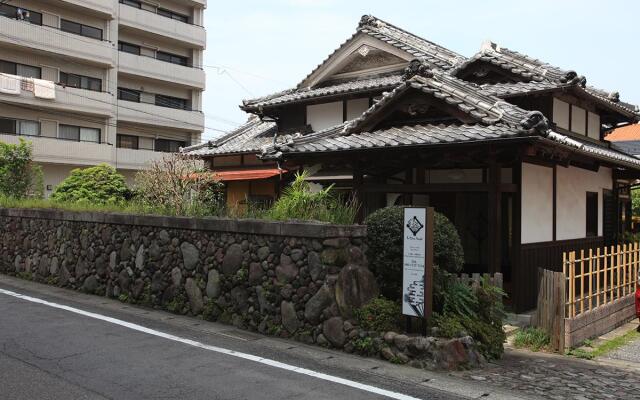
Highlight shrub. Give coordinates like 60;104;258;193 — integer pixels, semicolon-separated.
513;327;550;352
51;164;130;204
266;171;358;224
0;139;43;199
354;297;401;333
134;153;223;216
365;206;464;299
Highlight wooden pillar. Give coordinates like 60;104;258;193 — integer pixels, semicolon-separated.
512;161;523;311
353;165;364;222
488;162;502;273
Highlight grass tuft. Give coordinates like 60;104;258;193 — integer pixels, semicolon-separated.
513;327;550;352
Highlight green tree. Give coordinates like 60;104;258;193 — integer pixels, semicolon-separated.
51;164;130;204
632;188;640;217
0;139;43;199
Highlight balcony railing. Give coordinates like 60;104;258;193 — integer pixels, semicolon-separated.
117;100;204;132
118;51;205;89
0;133;113;165
115;148;170;170
57;0;116;17
0;17;113;66
0;74;114;116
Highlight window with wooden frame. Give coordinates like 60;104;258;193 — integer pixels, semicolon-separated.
586;191;598;237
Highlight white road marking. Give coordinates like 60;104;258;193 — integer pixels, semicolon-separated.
0;288;424;400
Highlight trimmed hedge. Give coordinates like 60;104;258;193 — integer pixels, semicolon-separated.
365;206;464;299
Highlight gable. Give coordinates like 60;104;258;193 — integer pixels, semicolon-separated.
455;59;528;85
300;33;413;89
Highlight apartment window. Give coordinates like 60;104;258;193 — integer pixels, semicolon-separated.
0;4;42;25
120;0;142;8
157;8;189;23
60;72;102;92
117;134;139;149
118;41;141;55
156;94;188;110
118;87;141;102
155;139;185;153
156;51;188;66
0;118;40;136
1;60;41;78
59;125;100;143
586;192;598;237
60;19;103;40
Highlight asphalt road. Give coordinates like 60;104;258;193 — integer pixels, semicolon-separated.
0;279;468;400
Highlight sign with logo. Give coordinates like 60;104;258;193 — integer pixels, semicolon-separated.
402;207;434;319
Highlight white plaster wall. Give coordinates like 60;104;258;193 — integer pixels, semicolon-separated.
521;162;554;244
346;98;370;120
556;165;612;240
306;102;343;131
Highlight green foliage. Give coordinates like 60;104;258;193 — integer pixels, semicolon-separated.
513;327;550;352
365;206;464;299
118;293;130;303
51;164;130;204
0;139;43;199
17;271;33;281
354;297;401;333
167;290;187;314
566;348;594;360
351;337;378;356
266;171;358;225
434;277;506;360
202;299;222;321
633;188;640;217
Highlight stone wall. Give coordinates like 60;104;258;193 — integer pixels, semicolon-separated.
0;208;484;370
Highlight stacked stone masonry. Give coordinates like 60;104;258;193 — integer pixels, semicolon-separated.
0;208;483;370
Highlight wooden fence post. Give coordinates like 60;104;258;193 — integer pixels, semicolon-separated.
596;247;601;308
569;251;576;318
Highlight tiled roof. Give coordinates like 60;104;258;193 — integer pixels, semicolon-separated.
266;123;524;155
480;81;562;97
241;75;402;111
343;61;548;134
606;124;640;141
183;118;278;156
296;15;465;90
610;141;640;157
546;131;640;167
452;41;579;83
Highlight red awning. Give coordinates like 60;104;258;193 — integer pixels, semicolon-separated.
212;168;286;182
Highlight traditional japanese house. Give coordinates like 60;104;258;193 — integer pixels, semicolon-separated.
184;15;640;311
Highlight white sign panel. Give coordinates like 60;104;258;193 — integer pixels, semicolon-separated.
402;207;426;317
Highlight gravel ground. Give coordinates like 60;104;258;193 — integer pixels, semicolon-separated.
605;330;640;364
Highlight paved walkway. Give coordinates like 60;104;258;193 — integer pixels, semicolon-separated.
454;348;640;400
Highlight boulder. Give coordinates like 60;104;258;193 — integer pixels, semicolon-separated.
304;285;334;324
335;264;379;318
222;244;244;275
255;286;271;314
118;269;130;292
158;230;170;245
257;246;270;261
82;275;98;294
109;251;117;270
37;255;50;277
248;262;264;284
180;242;199;270
185;278;204;315
307;251;324;281
290;249;304;262
275;255;298;283
94;255;106;277
75;258;88;278
206;269;221;298
322;317;345;348
170;267;182;287
120;239;132;261
135;245;145;270
59;266;71;286
49;257;59;276
151;271;165;293
281;301;300;333
148;241;161;260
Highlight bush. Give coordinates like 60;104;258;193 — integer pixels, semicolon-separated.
365;206;464;299
0;139;43;199
266;171;358;224
354;297;401;333
134;153;223;216
434;277;506;360
51;164;130;204
513;327;550;352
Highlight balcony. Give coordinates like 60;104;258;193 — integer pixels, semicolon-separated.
119;4;206;49
118;51;205;89
0;18;114;66
117;101;204;132
115;148;168;170
57;0;115;18
0;134;113;166
0;78;114;117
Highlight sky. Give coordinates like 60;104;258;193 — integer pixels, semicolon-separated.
200;0;640;142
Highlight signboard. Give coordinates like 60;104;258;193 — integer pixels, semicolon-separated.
402;207;433;319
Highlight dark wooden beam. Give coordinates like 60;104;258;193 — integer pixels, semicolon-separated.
487;161;502;274
553;164;557;242
360;183;517;193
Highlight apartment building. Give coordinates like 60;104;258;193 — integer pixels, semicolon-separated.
0;0;206;193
